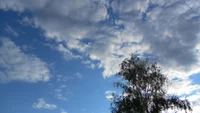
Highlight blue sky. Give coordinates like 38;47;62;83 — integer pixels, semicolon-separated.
0;0;200;113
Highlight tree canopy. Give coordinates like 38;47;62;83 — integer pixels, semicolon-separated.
111;56;192;113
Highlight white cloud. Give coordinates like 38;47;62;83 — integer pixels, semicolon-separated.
54;85;71;101
82;60;97;69
111;0;149;14
0;0;146;77
0;0;48;12
105;90;115;100
4;25;19;37
0;38;51;83
75;72;83;79
192;99;200;113
1;0;200;79
55;89;68;101
60;108;67;113
163;93;200;113
187;92;200;102
167;79;200;96
32;98;57;110
56;74;74;82
56;44;82;60
18;16;34;27
1;0;200;111
21;44;35;51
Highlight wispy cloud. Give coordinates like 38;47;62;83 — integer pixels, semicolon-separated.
56;74;74;82
4;25;19;37
32;98;57;110
168;79;200;96
21;44;35;51
55;89;68;101
105;90;115;101
54;85;71;101
56;44;82;60
75;72;83;79
82;60;97;69
0;38;51;83
60;108;67;113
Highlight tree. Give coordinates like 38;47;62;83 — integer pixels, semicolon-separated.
110;56;192;113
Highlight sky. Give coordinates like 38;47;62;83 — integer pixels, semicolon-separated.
0;0;200;113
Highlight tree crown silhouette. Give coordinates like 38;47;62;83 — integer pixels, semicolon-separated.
111;56;192;113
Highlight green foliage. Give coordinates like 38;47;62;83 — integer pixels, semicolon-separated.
111;56;192;113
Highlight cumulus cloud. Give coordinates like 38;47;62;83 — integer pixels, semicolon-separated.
0;0;146;77
1;0;200;111
0;38;51;83
1;0;200;78
32;98;57;110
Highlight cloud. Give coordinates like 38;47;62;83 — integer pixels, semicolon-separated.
1;0;200;78
109;1;200;108
82;60;97;69
55;89;68;101
0;38;51;83
75;72;83;79
56;74;73;82
54;85;71;101
1;0;200;111
168;79;200;96
105;90;115;101
0;0;48;12
21;44;35;51
60;108;67;113
109;0;200;73
32;98;57;110
0;0;144;77
164;92;200;113
56;44;82;60
4;24;19;37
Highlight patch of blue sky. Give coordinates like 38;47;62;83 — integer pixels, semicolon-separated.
62;72;116;113
0;82;52;113
189;73;200;85
97;0;125;30
0;10;82;75
0;10;117;113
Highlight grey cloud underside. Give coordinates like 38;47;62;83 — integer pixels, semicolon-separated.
112;0;200;68
143;6;200;67
0;0;200;77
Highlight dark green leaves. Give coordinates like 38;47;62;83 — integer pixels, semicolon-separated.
111;56;192;113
